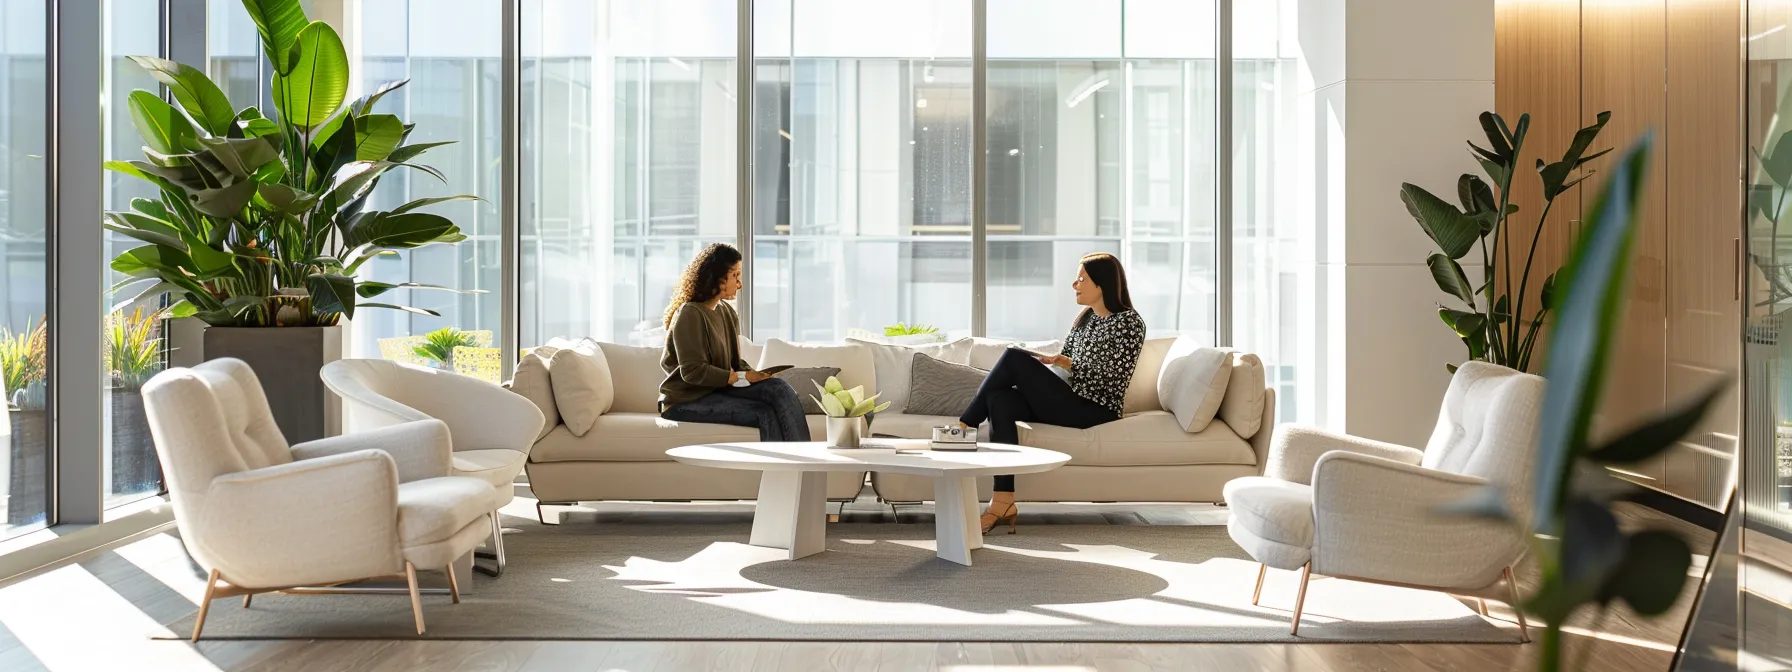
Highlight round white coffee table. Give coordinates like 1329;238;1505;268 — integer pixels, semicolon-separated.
666;440;1069;566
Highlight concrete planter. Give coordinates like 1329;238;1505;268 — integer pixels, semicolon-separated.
203;326;342;444
109;391;161;495
7;409;45;528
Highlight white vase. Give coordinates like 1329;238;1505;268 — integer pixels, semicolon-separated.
826;415;865;448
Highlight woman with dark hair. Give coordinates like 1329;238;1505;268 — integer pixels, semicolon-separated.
958;252;1145;534
658;243;810;441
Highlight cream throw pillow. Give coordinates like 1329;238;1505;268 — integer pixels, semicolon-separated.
1218;352;1268;439
1122;337;1178;415
1156;337;1232;432
597;341;667;413
756;339;877;395
510;348;560;441
546;339;614;437
845;337;972;414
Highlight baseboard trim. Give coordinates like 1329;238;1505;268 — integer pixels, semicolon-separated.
1622;488;1725;531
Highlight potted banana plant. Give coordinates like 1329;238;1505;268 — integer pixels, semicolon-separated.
105;0;477;442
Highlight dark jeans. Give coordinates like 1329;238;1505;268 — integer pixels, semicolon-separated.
959;348;1118;492
661;377;812;442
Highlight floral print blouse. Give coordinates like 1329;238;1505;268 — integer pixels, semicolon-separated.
1063;309;1146;416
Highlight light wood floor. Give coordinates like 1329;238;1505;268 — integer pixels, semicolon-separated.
0;496;1711;672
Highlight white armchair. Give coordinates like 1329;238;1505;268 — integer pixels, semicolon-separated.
321;359;544;576
1222;361;1545;638
144;359;498;639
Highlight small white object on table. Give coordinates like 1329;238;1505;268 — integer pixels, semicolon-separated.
665;440;1069;566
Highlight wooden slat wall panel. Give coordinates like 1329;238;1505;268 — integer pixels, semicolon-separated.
1665;0;1743;508
1494;0;1581;369
1582;0;1670;485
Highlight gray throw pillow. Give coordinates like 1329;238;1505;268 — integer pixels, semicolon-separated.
774;366;843;414
903;353;988;417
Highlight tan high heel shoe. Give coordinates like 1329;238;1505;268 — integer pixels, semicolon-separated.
980;501;1018;535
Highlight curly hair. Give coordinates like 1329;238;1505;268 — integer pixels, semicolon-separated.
663;242;744;328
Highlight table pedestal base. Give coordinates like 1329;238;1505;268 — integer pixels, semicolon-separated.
749;470;828;560
933;476;983;566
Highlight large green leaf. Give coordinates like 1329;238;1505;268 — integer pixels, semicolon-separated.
196;136;282;179
1584;382;1726;465
357;302;442;317
126;91;196;156
189;178;259;219
1765;130;1792;191
344;212;466;249
1427;254;1476;306
1598;531;1693;616
354;77;409;116
128;56;236;137
241;0;309;75
355;281;459;298
386;141;453;164
391;194;481;215
111;244;196;278
254;183;318;215
1540;111;1613;200
306;273;358;319
354;114;404;161
1532;137;1652;535
103;213;185;249
234;107;282;138
271;22;350;130
1402;183;1481;260
105;160;186;196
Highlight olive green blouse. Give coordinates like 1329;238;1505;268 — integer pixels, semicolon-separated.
658;301;752;409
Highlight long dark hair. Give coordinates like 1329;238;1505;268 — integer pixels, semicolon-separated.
663;243;742;328
1076;252;1134;324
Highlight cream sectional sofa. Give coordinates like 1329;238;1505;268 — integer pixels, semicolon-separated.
511;335;1275;516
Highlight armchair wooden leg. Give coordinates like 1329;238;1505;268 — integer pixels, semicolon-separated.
242;595;252;609
192;569;221;642
1251;563;1267;606
1504;566;1530;643
405;563;426;635
1290;563;1311;636
445;563;462;604
1476;597;1488;616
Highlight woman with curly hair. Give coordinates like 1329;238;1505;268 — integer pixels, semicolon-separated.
657;243;809;441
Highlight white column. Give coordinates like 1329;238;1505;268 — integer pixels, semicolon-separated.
1301;0;1495;446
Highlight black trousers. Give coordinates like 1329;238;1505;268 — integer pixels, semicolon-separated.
958;348;1118;492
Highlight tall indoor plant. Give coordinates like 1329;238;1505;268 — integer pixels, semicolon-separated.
1451;136;1711;671
0;318;45;528
104;0;474;441
1403;111;1612;373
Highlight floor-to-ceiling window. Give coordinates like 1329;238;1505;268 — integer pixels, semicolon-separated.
1231;0;1310;423
0;0;48;540
519;0;739;348
101;0;165;508
354;0;504;357
751;0;974;343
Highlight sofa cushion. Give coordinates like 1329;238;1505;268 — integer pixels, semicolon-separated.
738;336;763;367
597;342;666;413
967;337;1062;370
757;339;876;395
1222;476;1314;554
547;340;614;436
396;476;497;547
1157;337;1232;432
531;414;759;463
1218;352;1268;439
846;337;973;413
776;366;841;414
509;350;559;441
1121;337;1176;415
1018;410;1256;467
904;354;987;417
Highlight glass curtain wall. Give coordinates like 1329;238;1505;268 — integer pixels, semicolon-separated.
0;0;47;540
519;0;738;348
983;0;1217;343
354;0;504;358
101;0;165;507
751;0;974;342
1231;0;1311;423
